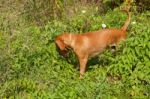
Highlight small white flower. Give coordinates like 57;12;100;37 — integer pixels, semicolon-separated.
102;23;106;29
132;21;136;24
82;10;86;13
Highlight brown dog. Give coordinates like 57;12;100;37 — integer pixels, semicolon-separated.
55;7;131;79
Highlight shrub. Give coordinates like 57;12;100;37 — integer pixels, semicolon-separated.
0;2;150;98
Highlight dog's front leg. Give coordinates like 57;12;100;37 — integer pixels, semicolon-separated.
78;55;88;79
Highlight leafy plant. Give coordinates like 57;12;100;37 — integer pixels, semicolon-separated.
0;1;150;98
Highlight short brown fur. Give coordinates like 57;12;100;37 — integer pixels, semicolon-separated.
55;5;131;79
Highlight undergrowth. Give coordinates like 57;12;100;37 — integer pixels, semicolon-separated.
0;7;150;99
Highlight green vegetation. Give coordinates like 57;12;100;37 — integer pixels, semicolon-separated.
0;0;150;98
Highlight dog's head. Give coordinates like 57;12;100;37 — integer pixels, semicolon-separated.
55;33;72;58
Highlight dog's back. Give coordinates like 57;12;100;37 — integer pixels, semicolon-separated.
73;29;125;57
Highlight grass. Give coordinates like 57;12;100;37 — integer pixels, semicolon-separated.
0;4;150;98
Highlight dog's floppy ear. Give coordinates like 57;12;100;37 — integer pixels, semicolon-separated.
55;38;66;50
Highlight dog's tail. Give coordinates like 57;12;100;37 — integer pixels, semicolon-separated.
121;1;131;31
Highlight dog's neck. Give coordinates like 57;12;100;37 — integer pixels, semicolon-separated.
64;34;76;48
69;34;76;48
